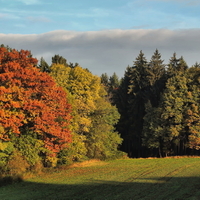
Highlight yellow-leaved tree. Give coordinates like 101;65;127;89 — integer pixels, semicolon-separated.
50;63;123;162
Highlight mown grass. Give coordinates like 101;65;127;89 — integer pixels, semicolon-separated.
0;157;200;200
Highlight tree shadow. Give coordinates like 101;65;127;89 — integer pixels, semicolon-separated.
0;176;200;200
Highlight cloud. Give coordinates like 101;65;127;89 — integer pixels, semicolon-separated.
0;12;20;20
0;29;200;77
27;16;51;23
149;0;200;6
0;13;7;19
16;0;41;5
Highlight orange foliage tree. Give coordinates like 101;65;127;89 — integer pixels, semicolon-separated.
0;47;72;154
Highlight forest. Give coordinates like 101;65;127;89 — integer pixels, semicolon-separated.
0;45;200;176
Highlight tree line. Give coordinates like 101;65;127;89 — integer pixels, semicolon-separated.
0;45;200;177
0;45;123;176
102;49;200;158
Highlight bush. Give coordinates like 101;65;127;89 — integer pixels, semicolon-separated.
7;151;30;176
13;133;45;166
57;133;88;165
44;156;58;168
30;161;44;174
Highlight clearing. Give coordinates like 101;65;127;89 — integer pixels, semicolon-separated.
0;157;200;200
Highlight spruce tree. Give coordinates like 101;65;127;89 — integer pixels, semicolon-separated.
52;54;68;67
38;57;50;72
147;49;166;107
127;51;149;157
114;66;134;156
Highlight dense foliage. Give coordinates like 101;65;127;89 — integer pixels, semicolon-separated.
0;47;123;176
0;47;72;172
105;50;200;158
1;44;200;177
50;62;122;162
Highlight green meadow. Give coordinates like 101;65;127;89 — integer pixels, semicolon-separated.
0;157;200;200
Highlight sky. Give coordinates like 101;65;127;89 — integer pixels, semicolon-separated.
0;0;200;77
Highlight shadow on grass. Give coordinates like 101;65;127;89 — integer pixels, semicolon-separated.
0;176;200;200
0;175;23;187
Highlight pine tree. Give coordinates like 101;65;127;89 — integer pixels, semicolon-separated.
147;49;166;107
143;69;189;156
167;53;188;78
127;51;149;157
38;57;50;72
185;67;200;151
114;66;134;156
52;54;68;67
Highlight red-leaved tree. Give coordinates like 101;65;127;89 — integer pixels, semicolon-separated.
0;47;72;153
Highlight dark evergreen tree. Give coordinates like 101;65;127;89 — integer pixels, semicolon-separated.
147;49;166;107
143;73;189;156
114;66;134;156
52;54;68;67
100;73;109;89
167;53;188;78
185;67;200;152
127;51;150;157
69;62;79;68
143;55;189;157
38;57;50;72
108;72;120;90
123;50;166;157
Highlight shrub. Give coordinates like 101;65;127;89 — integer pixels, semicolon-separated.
7;151;30;176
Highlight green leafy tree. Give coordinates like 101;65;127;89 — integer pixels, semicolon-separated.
86;88;122;159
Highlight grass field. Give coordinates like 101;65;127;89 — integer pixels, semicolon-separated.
0;157;200;200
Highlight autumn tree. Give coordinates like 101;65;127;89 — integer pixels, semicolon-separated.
50;63;123;161
0;47;72;168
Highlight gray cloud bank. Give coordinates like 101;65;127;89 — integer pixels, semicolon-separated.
0;29;200;77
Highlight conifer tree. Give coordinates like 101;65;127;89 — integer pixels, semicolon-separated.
114;66;134;156
126;51;149;157
147;49;166;107
52;54;68;67
38;57;50;72
185;67;200;151
143;55;189;156
100;73;109;88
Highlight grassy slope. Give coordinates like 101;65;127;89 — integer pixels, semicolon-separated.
0;157;200;200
